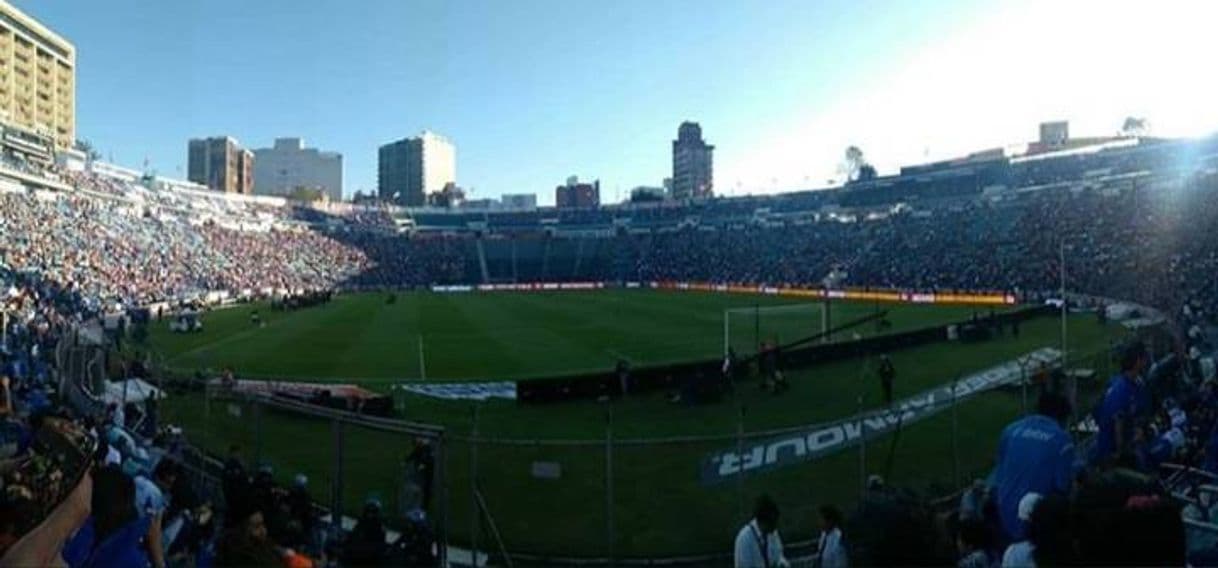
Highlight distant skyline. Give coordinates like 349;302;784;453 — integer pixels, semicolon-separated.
17;0;1218;204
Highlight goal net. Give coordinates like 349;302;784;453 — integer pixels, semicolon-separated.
724;303;825;358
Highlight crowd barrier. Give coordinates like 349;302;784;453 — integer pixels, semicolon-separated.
515;305;1053;404
429;279;1018;306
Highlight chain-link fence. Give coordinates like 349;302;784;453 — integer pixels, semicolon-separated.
153;346;1131;565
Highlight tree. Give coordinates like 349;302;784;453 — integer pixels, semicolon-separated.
427;182;466;208
1120;116;1148;138
74;139;101;161
841;145;873;183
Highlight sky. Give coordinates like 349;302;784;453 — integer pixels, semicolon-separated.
16;0;1218;204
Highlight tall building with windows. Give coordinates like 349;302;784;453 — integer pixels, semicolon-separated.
671;121;714;199
555;176;600;208
188;136;254;195
253;137;343;200
0;1;75;150
378;130;455;206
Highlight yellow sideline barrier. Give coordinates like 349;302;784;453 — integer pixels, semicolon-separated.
431;280;1018;306
650;281;1016;305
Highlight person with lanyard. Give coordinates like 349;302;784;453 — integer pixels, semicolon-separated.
816;505;848;568
734;494;789;568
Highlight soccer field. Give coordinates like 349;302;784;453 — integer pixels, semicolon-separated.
150;290;1129;559
152;289;1007;383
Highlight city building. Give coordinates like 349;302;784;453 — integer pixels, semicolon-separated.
187;136;254;194
555;176;599;208
1023;120;1127;157
0;1;75;150
378;130;455;207
501;193;537;210
671;121;714;199
253;137;343;200
1039;121;1069;147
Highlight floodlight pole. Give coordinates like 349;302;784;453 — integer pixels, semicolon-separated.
951;374;960;490
857;394;866;500
330;418;344;532
470;405;480;567
822;285;832;343
605;407;615;564
754;304;760;352
1060;240;1067;361
723;311;729;358
418;335;427;381
736;404;745;522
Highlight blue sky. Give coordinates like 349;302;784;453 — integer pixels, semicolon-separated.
17;0;1218;203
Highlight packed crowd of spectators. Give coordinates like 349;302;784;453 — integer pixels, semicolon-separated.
631;171;1218;324
2;151;1215;331
0;190;370;310
336;234;468;290
345;171;1218;335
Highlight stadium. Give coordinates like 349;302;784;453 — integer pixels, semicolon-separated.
2;1;1218;567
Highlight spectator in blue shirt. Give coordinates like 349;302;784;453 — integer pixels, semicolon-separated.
994;392;1075;541
134;460;175;519
133;459;178;568
1091;342;1150;465
62;465;152;568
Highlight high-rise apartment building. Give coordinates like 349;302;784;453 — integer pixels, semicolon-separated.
188;136;254;194
0;1;75;149
378;130;455;206
253;137;343;200
671;121;714;199
555;176;600;208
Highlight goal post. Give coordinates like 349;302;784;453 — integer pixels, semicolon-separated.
723;303;826;358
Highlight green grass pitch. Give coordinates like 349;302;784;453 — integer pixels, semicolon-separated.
150;290;1128;558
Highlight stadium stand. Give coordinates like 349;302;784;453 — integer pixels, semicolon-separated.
0;134;1217;565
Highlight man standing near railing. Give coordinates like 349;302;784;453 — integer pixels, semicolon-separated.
134;459;179;568
878;355;895;406
1089;341;1150;466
